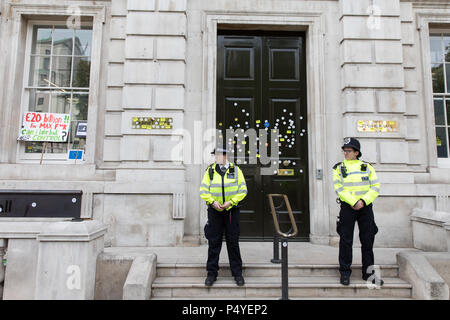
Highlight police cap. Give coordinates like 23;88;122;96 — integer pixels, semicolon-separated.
211;146;228;154
342;137;362;157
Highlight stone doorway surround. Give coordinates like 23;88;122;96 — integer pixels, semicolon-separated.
195;10;330;244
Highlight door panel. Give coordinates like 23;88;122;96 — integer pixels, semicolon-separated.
239;166;262;238
269;48;299;81
224;47;255;80
217;31;309;241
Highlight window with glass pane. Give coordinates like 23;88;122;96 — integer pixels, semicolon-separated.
430;33;450;158
25;25;92;155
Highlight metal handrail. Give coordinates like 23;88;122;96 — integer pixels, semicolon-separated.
267;194;298;238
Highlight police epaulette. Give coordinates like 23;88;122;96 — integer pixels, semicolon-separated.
333;162;341;170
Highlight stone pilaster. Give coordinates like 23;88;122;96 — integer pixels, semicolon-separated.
100;0;187;246
103;0;186;165
340;0;417;166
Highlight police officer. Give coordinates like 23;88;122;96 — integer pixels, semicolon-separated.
333;137;384;286
199;146;248;287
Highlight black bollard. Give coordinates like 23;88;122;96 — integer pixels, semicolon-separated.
271;233;282;264
267;194;297;301
281;239;289;300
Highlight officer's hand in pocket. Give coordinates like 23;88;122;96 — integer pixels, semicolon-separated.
204;222;210;240
336;217;342;236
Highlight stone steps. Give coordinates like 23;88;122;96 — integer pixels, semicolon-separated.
156;263;400;278
151;263;412;299
151;276;412;299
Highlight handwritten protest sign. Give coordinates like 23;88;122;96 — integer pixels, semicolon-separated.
18;112;71;142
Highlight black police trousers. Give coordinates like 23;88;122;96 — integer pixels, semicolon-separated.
204;206;242;277
337;202;378;278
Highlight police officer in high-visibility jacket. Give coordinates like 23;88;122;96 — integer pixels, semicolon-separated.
200;146;248;287
333;137;384;286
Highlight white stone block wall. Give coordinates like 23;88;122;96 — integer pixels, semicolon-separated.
339;0;419;167
100;0;187;246
98;194;183;247
337;0;438;248
125;36;154;59
0;0;448;250
105;0;187;166
399;2;423;166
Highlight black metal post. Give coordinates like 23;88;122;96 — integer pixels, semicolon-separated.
271;233;281;263
281;239;289;300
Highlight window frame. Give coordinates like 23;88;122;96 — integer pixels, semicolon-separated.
417;11;450;169
5;3;105;165
18;20;93;162
429;28;450;167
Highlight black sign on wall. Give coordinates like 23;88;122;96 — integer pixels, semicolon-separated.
0;190;82;218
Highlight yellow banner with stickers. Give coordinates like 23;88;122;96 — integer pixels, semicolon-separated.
357;120;398;133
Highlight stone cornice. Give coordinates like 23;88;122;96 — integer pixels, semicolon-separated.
8;2;106;23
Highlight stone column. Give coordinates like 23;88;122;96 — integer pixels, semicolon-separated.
34;220;107;300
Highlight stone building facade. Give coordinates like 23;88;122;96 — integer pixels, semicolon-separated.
0;0;450;248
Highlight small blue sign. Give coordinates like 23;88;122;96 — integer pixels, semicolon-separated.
68;150;84;160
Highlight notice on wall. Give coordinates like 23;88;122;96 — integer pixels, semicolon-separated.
75;121;87;138
131;117;173;130
18;112;71;142
357;120;398;133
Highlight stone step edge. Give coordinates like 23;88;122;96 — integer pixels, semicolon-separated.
151;297;414;300
152;278;412;289
157;263;399;269
152;283;412;289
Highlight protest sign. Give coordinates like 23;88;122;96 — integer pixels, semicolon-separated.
18;112;71;142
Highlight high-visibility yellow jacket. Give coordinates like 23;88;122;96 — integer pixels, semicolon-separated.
333;159;380;207
199;162;247;211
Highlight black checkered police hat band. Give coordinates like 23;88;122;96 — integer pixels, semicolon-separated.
342;137;361;153
211;147;228;154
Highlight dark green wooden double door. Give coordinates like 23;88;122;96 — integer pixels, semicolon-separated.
217;31;309;241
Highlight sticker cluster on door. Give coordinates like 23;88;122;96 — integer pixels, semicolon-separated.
218;100;305;174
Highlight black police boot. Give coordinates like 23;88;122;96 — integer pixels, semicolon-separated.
205;275;217;286
340;275;350;286
234;275;245;286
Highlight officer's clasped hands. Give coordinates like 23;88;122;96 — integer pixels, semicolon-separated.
212;201;232;211
222;201;232;210
212;201;222;211
352;200;365;211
